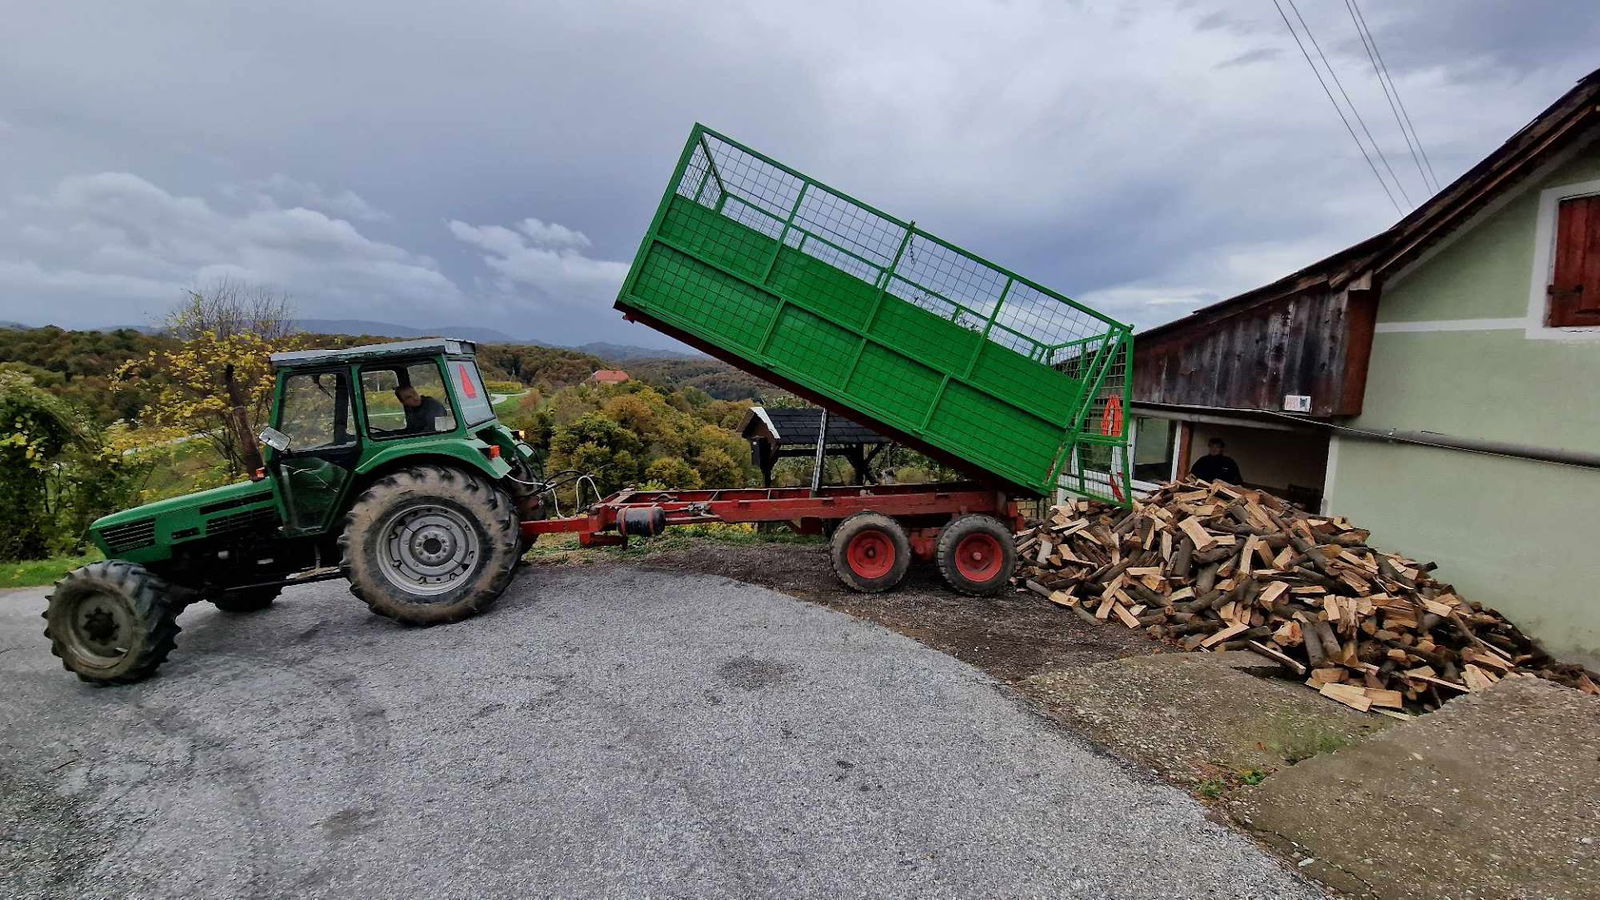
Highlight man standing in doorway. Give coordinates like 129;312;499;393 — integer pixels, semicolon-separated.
1190;438;1243;485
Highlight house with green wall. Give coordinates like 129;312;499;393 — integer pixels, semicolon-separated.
1113;68;1600;667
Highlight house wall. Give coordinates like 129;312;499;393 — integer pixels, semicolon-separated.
1328;438;1600;666
1134;286;1369;417
1326;141;1600;666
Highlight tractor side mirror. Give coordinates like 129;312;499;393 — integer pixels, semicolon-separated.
259;427;291;453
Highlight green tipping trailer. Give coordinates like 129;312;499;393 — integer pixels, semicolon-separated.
616;125;1133;503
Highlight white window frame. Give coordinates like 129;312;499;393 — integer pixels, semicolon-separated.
1525;176;1600;341
1126;415;1181;494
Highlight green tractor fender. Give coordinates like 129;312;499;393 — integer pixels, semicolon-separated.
354;435;514;487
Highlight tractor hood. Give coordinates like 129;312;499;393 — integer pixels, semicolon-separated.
90;479;281;562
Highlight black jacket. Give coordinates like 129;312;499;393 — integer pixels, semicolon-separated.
1190;453;1242;485
403;395;449;434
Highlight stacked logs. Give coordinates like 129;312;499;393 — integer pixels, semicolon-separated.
1017;479;1600;713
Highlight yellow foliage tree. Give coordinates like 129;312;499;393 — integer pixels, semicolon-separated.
118;282;309;475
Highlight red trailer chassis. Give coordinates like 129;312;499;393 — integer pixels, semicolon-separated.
521;482;1025;594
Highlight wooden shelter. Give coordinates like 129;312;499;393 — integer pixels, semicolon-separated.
739;406;891;487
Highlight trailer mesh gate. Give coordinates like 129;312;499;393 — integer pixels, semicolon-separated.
618;125;1132;502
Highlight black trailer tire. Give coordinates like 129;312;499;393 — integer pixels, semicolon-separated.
43;560;183;685
936;514;1017;596
210;586;280;613
340;464;520;625
829;512;911;593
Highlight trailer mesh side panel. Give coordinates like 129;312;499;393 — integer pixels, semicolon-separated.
619;126;1132;501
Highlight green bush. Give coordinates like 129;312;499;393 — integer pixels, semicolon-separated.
644;457;702;489
0;372;151;561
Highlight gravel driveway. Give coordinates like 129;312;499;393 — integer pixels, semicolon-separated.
0;567;1320;899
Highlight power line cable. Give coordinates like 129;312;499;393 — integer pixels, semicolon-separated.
1344;0;1433;194
1269;0;1404;215
1284;0;1413;209
1348;0;1440;192
1343;0;1432;195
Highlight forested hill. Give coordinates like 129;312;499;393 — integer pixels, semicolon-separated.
0;326;775;422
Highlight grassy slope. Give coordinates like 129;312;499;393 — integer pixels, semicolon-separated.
0;551;103;590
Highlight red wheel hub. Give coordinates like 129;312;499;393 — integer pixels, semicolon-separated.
846;530;896;579
954;532;1004;582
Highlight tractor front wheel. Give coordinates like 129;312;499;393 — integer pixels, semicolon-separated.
829;512;911;593
936;514;1017;596
44;561;183;685
340;465;520;625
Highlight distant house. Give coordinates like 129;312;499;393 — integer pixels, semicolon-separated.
588;369;630;385
1095;68;1600;665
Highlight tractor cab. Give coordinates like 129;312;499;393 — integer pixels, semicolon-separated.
261;338;512;536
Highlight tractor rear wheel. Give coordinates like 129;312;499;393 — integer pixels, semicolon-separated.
829;512;911;593
210;586;280;613
340;465;520;625
936;514;1016;596
44;561;183;685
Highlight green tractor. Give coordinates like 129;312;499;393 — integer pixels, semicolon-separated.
44;338;545;685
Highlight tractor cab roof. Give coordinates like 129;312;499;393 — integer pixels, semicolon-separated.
269;338;479;370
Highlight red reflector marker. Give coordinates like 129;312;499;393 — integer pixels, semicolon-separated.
487;445;501;459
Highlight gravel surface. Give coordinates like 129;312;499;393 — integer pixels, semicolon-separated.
0;568;1321;899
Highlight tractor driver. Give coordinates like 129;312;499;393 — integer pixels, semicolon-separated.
395;384;449;435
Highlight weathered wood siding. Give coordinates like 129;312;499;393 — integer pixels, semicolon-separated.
1133;287;1375;418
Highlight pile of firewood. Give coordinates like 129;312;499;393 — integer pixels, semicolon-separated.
1017;479;1600;713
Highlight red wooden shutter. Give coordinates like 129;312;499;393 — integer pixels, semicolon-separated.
1549;195;1600;327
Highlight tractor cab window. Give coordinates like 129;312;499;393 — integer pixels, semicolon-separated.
361;361;458;438
447;359;495;426
277;371;356;452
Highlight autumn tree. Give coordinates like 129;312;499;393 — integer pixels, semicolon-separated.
643;457;701;489
119;280;306;475
0;372;150;560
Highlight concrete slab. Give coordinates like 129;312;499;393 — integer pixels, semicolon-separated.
1027;653;1391;785
1237;675;1600;899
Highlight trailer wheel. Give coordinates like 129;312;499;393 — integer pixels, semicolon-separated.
830;512;911;592
210;586;280;613
43;561;183;685
340;465;520;625
936;515;1016;596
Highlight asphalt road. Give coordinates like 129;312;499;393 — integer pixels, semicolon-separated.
0;566;1321;899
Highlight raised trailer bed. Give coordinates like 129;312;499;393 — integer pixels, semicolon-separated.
616;125;1133;503
524;483;1023;595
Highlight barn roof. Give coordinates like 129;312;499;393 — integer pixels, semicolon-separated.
739;406;890;445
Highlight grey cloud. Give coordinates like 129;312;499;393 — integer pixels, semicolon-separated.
0;0;1593;345
1215;47;1281;69
0;172;463;327
447;219;629;305
239;175;391;223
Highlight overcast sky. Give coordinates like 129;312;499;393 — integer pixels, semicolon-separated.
1;1;1595;349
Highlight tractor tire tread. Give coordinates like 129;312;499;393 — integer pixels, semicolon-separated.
43;560;182;685
339;464;520;625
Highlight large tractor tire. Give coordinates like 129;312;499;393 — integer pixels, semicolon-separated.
43;560;183;685
935;514;1017;596
339;464;520;625
210;585;280;613
829;512;911;593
